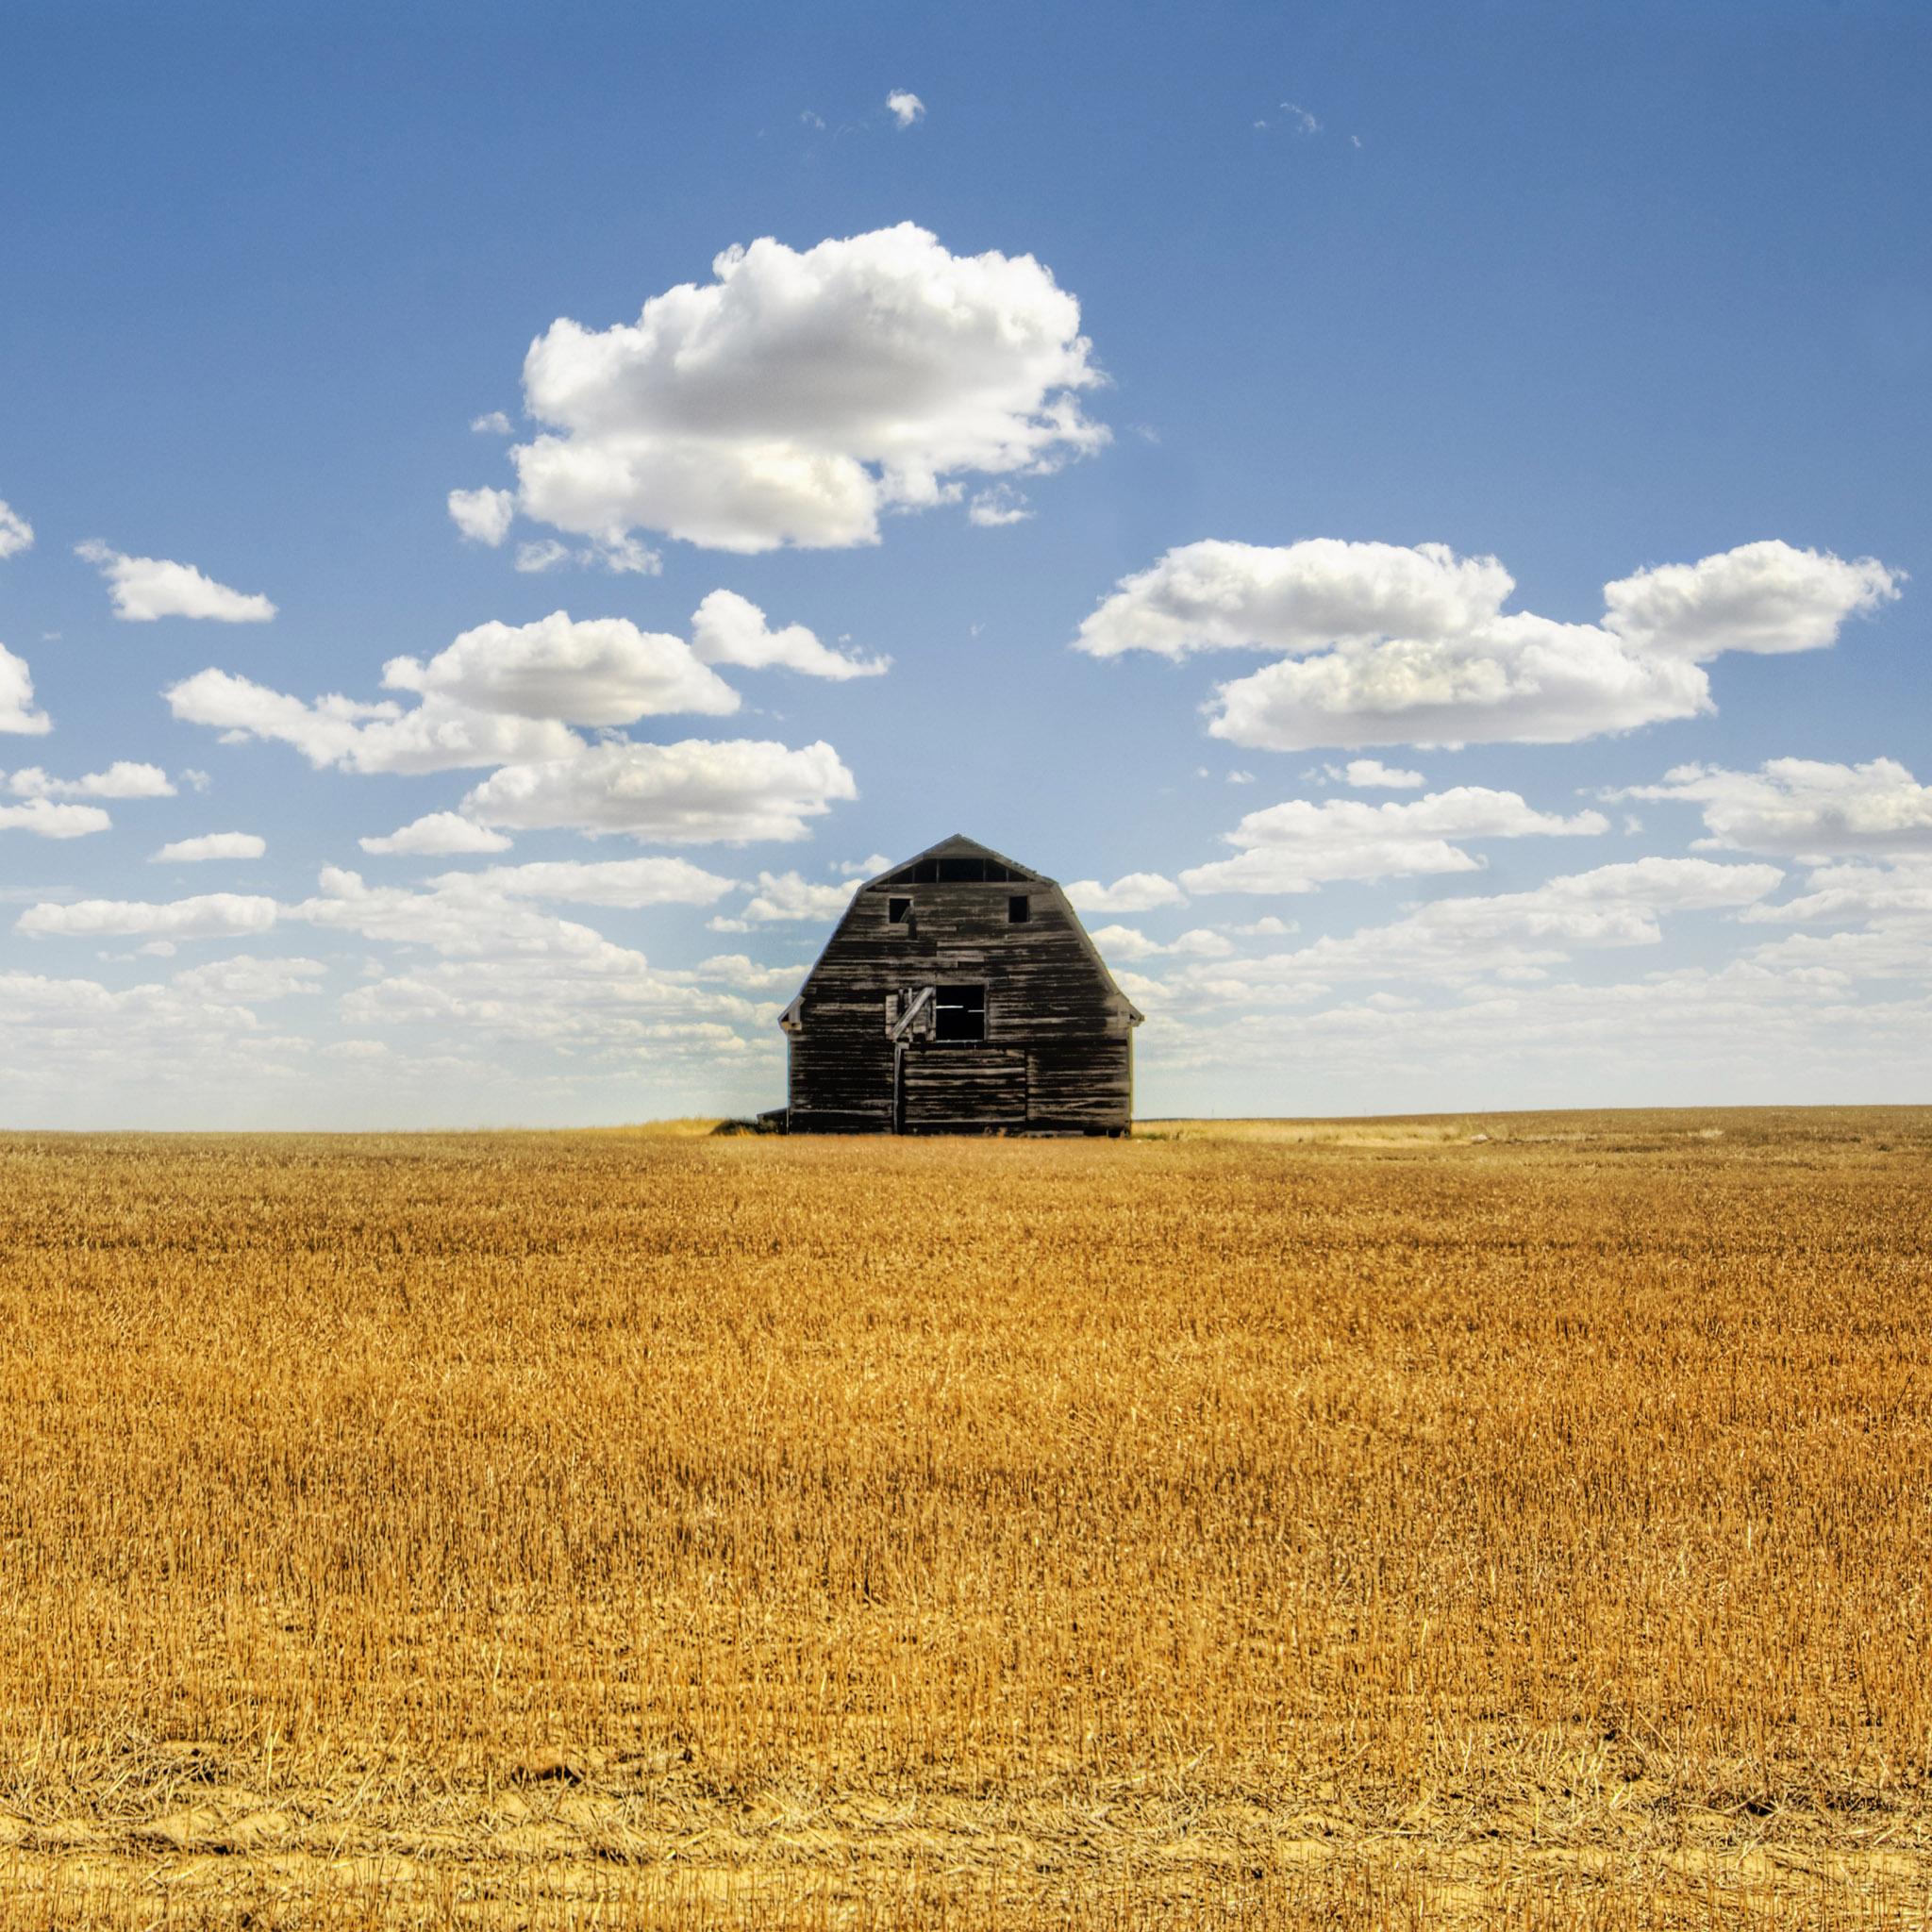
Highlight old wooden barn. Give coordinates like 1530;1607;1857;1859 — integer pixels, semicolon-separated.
776;835;1144;1135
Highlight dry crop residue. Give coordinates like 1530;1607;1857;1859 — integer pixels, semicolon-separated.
0;1108;1929;1927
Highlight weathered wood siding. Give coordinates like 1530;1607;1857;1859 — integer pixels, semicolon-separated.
783;838;1141;1136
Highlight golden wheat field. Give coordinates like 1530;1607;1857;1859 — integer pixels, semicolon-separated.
2;1109;1931;1928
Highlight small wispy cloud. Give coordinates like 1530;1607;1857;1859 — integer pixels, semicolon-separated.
887;91;925;129
968;485;1030;527
470;411;512;435
1332;758;1425;790
0;499;33;562
1280;101;1320;135
152;831;266;863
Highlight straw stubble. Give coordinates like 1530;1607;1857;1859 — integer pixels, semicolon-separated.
0;1110;1927;1925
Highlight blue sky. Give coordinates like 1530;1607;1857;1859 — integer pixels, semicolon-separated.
2;0;1928;1125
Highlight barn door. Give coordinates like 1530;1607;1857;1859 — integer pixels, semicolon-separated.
899;1047;1028;1131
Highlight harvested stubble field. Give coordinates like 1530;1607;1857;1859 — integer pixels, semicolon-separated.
3;1110;1931;1929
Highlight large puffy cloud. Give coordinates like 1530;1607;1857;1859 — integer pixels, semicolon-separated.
8;761;175;799
1624;758;1932;858
1158;859;1784;997
459;738;856;843
382;610;740;724
1075;539;1899;750
461;224;1106;556
75;541;276;622
0;645;51;735
1180;787;1607;894
1603;544;1900;658
17;893;278;940
690;590;888;679
1079;541;1513;660
0;500;33;561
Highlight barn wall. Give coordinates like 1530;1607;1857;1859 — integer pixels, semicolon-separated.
784;853;1139;1135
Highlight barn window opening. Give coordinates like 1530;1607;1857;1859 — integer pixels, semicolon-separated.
934;985;986;1041
1008;894;1030;924
889;897;912;924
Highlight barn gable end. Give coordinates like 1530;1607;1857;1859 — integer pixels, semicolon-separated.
778;834;1143;1135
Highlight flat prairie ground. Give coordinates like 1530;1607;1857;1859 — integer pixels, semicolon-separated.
3;1110;1932;1927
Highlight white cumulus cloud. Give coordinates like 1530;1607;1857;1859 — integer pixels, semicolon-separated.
1089;923;1166;962
75;541;276;622
383;610;740;724
0;645;51;736
887;91;925;128
17;893;278;940
466;224;1105;557
459;738;857;844
0;500;33;561
690;590;887;680
166;668;584;775
359;812;514;856
152;832;267;862
1622;758;1932;858
1603;543;1901;659
8;761;175;799
1089;924;1230;962
729;871;863;924
1180;787;1607;894
0;798;111;838
1064;872;1188;913
1075;538;1900;750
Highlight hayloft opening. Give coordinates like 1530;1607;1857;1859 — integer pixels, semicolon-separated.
889;898;912;924
885;856;1030;885
1008;895;1030;924
934;985;986;1041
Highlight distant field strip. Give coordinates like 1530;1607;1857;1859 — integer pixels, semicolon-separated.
1;1111;1930;1925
